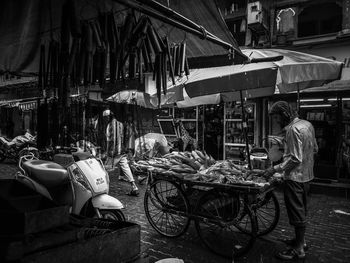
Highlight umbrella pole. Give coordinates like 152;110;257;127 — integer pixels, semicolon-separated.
240;90;252;170
297;85;300;114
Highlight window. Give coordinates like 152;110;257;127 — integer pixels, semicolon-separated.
298;2;342;37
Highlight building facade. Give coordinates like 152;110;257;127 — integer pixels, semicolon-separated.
218;0;350;182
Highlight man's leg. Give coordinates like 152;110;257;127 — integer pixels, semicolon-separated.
294;226;306;251
294;181;310;251
277;180;307;259
118;156;139;195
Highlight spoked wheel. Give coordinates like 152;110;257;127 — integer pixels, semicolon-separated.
99;209;126;221
252;191;280;236
144;179;190;237
195;190;257;259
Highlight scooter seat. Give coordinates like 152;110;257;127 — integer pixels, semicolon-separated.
22;160;69;188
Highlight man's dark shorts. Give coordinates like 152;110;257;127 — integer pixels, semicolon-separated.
283;180;310;227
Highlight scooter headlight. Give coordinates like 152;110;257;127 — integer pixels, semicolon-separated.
71;164;92;191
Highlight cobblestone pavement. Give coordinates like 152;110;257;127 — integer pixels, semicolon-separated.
1;162;350;263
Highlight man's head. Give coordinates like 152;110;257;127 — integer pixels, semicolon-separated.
269;101;296;127
103;109;114;120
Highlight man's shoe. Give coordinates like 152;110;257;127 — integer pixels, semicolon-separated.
280;238;309;251
127;189;139;196
276;248;305;260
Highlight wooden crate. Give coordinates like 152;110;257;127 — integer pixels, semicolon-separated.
2;218;141;263
0;179;69;235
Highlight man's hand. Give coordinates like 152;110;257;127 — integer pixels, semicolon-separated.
263;167;276;178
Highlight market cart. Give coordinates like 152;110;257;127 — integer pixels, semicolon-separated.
143;171;280;259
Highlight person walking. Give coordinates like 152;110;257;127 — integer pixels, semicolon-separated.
104;109;139;196
124;113;138;157
264;101;318;260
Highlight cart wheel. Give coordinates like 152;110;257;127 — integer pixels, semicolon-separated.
144;179;190;238
195;190;257;259
253;191;280;236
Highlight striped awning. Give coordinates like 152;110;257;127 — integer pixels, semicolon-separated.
0;98;39;109
18;101;37;111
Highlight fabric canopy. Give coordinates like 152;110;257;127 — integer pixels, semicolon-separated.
182;48;343;99
241;48;344;94
0;0;240;75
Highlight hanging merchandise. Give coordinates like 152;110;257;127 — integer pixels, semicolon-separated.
37;100;49;150
50;99;59;145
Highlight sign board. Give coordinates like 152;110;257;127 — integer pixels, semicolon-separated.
157;119;178;138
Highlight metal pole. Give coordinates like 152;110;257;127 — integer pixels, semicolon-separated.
223;102;226;160
297;84;300;114
138;0;220;40
195;106;199;142
112;0;243;55
202;105;205;152
240;90;252;170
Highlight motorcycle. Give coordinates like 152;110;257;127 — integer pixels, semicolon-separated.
16;149;125;221
0;133;39;162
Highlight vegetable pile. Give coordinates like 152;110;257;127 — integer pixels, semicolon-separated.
131;150;270;187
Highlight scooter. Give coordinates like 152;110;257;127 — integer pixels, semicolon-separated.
0;133;38;162
16;150;125;221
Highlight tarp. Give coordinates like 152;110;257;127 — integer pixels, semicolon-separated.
0;0;240;76
152;0;239;58
181;48;343;98
241;48;344;94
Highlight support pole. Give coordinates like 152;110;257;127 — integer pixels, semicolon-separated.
112;0;243;56
297;84;300;114
240;90;252;170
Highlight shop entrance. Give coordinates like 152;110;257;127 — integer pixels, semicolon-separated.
203;104;224;160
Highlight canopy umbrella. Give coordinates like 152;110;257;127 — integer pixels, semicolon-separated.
106;90;156;108
157;86;276;108
106;89;182;109
184;49;343;99
149;64;278;108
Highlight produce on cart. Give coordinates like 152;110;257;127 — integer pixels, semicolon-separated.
132;150;274;187
134;150;281;259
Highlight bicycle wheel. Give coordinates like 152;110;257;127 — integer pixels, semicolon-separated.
195;190;257;259
144;179;190;237
253;191;280;236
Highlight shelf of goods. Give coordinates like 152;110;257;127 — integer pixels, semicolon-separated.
224;102;256;160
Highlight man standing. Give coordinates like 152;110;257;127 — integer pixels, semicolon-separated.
264;101;318;260
104;109;139;196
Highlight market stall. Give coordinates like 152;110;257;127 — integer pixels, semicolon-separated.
131;150;280;259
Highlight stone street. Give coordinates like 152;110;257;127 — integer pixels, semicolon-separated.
1;161;350;263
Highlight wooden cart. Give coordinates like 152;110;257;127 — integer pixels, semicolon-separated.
143;172;280;259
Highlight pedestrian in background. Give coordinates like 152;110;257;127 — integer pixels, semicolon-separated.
104;109;139;196
264;101;318;260
124;113;138;158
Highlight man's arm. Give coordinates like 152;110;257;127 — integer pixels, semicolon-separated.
274;128;302;174
313;128;318;154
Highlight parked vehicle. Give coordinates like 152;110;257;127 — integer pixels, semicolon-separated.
0;132;39;162
16;149;125;221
